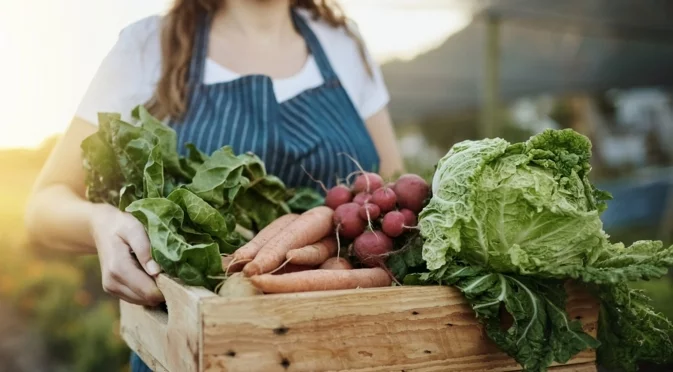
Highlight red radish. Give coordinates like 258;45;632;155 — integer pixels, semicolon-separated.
382;211;406;238
358;203;381;221
352;172;384;193
353;192;372;205
325;185;353;210
333;202;366;239
400;208;417;227
353;231;394;267
370;187;397;213
393;174;430;213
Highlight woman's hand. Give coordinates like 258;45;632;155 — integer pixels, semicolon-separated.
90;204;165;306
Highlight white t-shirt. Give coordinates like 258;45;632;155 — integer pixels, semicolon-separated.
76;10;390;125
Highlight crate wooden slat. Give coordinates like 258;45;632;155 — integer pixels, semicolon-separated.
120;274;599;372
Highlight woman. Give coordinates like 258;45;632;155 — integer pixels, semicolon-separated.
25;0;403;370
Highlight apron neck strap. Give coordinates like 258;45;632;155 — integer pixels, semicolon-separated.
188;12;211;85
187;9;339;85
291;10;338;82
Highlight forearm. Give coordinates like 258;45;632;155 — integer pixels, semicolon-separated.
25;184;103;254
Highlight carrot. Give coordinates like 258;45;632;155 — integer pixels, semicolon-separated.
272;263;316;275
286;236;338;266
249;268;392;293
319;257;353;270
226;214;299;273
243;206;335;276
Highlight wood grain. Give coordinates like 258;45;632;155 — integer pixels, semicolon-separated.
198;283;598;372
120;274;215;372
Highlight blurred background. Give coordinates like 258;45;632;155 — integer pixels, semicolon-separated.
1;0;673;371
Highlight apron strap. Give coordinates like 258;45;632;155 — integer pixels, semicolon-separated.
188;12;212;85
291;10;339;82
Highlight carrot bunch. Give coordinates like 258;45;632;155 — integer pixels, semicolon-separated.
219;206;392;295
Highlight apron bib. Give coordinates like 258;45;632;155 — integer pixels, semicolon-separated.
168;10;381;191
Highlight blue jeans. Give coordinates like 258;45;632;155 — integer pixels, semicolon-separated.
130;352;153;372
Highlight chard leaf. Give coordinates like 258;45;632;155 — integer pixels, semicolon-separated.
143;144;164;198
101;117;157;193
234;176;290;230
387;234;426;280
81;128;124;205
421;263;599;372
286;188;325;213
118;184;138;211
125;198;222;289
186;146;249;207
132;105;190;180
180;143;209;179
166;188;243;254
596;283;673;372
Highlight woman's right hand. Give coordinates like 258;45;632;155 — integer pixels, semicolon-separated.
89;204;165;306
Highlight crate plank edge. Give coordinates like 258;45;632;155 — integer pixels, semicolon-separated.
120;274;599;372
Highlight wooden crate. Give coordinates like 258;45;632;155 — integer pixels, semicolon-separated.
120;274;599;372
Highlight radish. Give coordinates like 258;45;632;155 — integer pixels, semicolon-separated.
393;174;430;213
217;273;262;298
353;230;393;267
352;172;384;193
333;202;366;239
359;203;381;221
370;187;397;213
325;185;353;210
353;192;372;205
399;208;417;227
382;211;406;238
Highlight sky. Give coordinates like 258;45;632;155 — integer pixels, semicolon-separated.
0;0;472;149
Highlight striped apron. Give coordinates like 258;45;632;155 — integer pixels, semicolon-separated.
130;10;380;372
168;10;380;191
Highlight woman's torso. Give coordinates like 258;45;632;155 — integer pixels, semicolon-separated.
76;10;390;191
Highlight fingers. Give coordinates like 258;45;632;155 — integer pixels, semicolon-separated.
101;237;165;306
117;255;165;305
103;279;146;305
119;213;162;276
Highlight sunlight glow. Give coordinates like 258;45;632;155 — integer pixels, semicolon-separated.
0;1;469;149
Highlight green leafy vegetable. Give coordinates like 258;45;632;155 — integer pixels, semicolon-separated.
415;129;673;371
386;232;426;280
596;283;673;372
81;106;324;289
411;263;599;372
126;198;222;288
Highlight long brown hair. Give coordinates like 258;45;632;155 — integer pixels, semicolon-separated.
146;0;372;121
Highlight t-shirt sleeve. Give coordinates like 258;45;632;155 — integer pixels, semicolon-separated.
349;23;390;120
75;18;158;125
357;52;390;120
